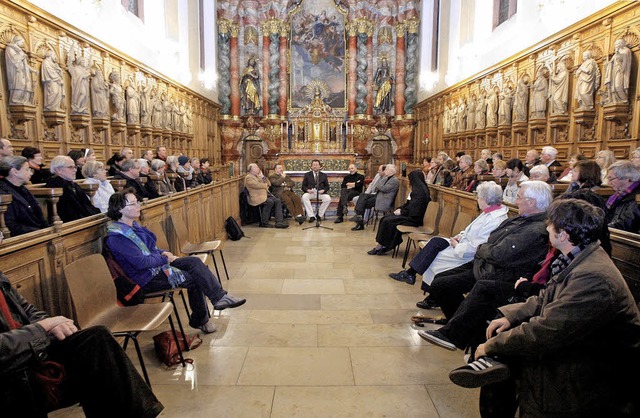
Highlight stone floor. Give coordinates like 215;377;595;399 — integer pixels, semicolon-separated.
55;217;480;417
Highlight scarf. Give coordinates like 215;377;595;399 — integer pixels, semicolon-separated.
606;181;639;209
107;222;186;288
550;245;584;277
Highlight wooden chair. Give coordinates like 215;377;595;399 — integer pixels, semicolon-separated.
169;214;230;282
64;254;185;388
394;201;440;262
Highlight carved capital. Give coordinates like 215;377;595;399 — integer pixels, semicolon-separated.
218;18;233;35
405;18;420;34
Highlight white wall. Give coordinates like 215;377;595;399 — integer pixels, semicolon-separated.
26;0;218;100
418;0;618;102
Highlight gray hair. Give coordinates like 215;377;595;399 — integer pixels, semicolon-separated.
0;155;27;177
50;155;73;173
529;165;550;179
476;181;503;206
82;160;104;178
474;159;489;171
460;155;473;166
136;158;149;168
520;180;553;211
437;151;450;161
190;158;200;165
609;160;640;182
120;158;138;172
150;159;166;171
385;165;397;174
541;146;558;159
166;155;179;169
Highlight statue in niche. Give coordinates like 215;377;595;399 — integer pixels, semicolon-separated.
498;82;514;125
467;94;476;130
549;59;569;114
513;77;529;122
125;76;140;124
458;98;467;131
67;42;91;114
109;71;125;121
486;86;499;127
4;35;36;105
240;57;261;115
151;89;163;128
41;50;64;111
162;93;171;129
139;78;153;126
442;104;450;133
176;100;186;132
373;58;394;114
475;90;487;129
90;64;109;118
604;38;632;104
185;106;193;134
574;50;600;111
450;102;458;133
171;99;180;131
530;68;549;119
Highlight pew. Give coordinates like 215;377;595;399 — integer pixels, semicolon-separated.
28;187;64;225
0;194;12;237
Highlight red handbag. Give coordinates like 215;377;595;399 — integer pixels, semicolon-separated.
152;330;202;366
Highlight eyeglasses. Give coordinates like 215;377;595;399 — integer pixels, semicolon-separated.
607;176;619;182
125;200;141;207
63;165;76;169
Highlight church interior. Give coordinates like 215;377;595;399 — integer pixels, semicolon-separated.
1;0;639;416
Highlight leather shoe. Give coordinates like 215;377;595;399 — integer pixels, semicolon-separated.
350;215;363;222
376;247;392;255
416;296;439;309
275;222;289;228
351;223;364;231
334;217;343;224
308;217;316;223
259;223;274;228
388;270;416;285
296;215;305;225
367;247;380;255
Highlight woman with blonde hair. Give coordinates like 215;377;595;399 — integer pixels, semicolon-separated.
82;160;115;213
596;149;616;185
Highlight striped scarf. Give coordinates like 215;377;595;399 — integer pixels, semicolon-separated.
550;245;584;277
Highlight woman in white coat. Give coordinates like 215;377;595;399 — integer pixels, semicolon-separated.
82;160;115;213
389;181;509;293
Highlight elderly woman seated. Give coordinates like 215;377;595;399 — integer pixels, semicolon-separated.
605;161;640;233
388;181;508;290
105;189;246;333
82;160;115;213
150;158;175;195
528;164;556;184
561;160;602;196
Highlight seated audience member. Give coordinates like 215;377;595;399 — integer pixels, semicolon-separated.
605;160;640;233
67;149;86;180
120;147;134;160
491;153;502;163
166;156;187;192
176;156;196;188
421;157;431;181
465;159;489;192
84;148;96;163
367;169;429;255
422;181;551;318
150;159;175;195
528;164;555;184
269;163;305;224
540;146;561;168
0;271;164;417
453;151;466;173
301;159;331;222
524;149;540;171
22;146;52;184
45;156;100;222
491;159;508;181
480;149;493;165
154;145;168;162
424;157;440;184
451;199;640;418
0;156;48;236
451;155;473;189
106;152;126;176
558;153;587;182
389;181;508;286
0;138;14;157
435;159;455;187
105;190;246;334
352;165;399;230
502;158;528;204
245;163;288;228
189;158;202;186
632;147;640;169
141;149;153;163
350;164;385;223
596;149;617;185
562;159;602;195
137;158;160;199
196;158;213;185
82;160;115;213
335;164;365;223
114;159;148;201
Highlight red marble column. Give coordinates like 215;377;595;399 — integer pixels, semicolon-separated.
366;32;374;117
394;27;406;117
230;29;241;117
262;33;271;116
279;31;288;117
348;30;357;117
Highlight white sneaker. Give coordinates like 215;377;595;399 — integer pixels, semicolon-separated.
199;321;217;334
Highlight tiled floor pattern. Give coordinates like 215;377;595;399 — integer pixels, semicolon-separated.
54;219;480;417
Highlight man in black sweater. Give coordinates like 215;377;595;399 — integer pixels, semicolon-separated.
334;164;364;223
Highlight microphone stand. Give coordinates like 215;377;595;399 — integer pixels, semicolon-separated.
303;172;332;231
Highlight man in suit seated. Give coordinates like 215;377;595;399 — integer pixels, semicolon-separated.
114;159;150;201
0;271;164;417
349;164;385;226
334;164;365;223
352;165;399;231
269;163;305;225
301;159;331;223
0;156;48;236
540;145;562;182
244;163;288;228
45;156;100;222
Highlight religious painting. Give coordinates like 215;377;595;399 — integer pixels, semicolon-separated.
289;0;346;109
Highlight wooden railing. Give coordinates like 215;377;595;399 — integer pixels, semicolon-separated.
0;176;243;319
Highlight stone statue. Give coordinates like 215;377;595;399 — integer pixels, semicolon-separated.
549;60;569;114
373;58;394;114
90;64;109;118
139;78;153;126
4;35;36;105
475;90;486;129
450;102;458;133
67;42;91;115
41;50;64;111
171;100;180;131
467;94;476;130
486;86;499;127
176;101;186;132
498;83;514;125
604;38;632;104
151;89;163;128
574;50;600;111
513;77;529;122
108;71;125;121
443;104;450;134
162;93;171;129
185;105;193;134
530;68;548;119
240;57;261;115
458;99;467;131
125;77;140;124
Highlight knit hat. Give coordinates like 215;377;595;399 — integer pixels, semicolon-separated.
178;155;189;166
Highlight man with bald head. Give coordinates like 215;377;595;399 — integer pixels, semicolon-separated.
0;139;14;158
334;163;364;223
244;163;288;228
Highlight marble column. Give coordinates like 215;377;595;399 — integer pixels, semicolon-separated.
355;18;371;116
229;23;241;118
394;22;406;117
347;23;358;117
366;29;374;117
217;19;232;115
261;25;270;115
404;18;419;115
278;23;288;118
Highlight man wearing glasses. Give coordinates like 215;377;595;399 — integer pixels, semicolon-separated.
605;160;640;233
45;155;100;222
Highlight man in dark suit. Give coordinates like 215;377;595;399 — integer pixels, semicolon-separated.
301;159;331;223
114;158;150;200
540;145;562;182
334;164;364;223
45;155;100;222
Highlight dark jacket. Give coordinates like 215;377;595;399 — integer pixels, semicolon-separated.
114;172;149;200
268;173;296;198
302;170;329;194
340;172;365;193
399;170;430;222
196;170;212;185
44;176;100;222
606;183;640;234
139;173;160;200
0;179;48;236
473;211;549;282
29;166;52;185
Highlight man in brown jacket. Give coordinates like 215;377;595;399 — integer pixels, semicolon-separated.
269;163;305;224
244;163;288;228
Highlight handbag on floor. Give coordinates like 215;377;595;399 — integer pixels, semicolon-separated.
152;330;202;367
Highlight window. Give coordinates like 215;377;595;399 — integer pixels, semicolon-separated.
122;0;144;21
493;0;516;29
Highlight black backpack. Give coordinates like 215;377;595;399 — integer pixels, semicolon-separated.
225;216;248;241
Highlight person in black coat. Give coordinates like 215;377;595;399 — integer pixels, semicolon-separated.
367;169;430;255
0;156;48;236
21;146;52;184
45;156;100;222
